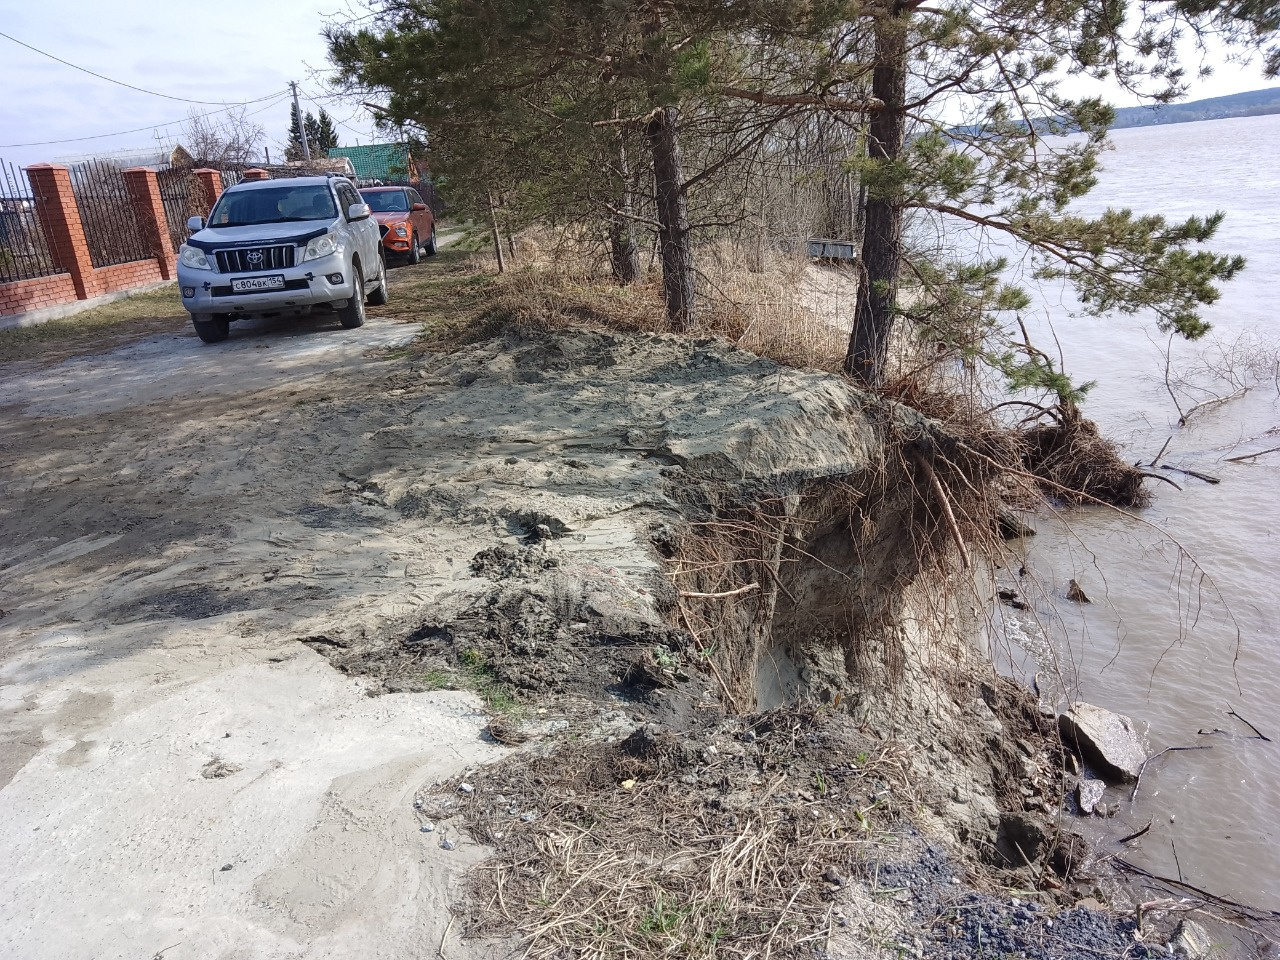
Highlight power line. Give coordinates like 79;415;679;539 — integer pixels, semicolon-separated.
0;29;288;106
0;93;292;149
243;94;293;120
300;87;377;139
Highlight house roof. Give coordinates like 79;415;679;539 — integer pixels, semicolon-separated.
327;143;419;182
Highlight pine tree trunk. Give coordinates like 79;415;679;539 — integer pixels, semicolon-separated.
488;189;506;274
845;12;908;387
609;220;641;284
647;106;696;331
609;139;641;284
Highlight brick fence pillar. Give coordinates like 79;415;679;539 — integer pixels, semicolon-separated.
192;169;223;218
123;167;177;280
26;164;100;300
241;168;269;182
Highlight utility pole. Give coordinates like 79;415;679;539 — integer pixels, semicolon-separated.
290;81;312;161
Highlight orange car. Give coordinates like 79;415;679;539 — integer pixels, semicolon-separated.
358;186;437;264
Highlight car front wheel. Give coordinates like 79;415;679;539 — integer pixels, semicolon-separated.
337;269;366;329
425;226;437;257
191;313;229;343
408;232;421;265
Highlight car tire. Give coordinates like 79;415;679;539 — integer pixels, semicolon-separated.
408;233;421;265
191;313;229;343
337;268;366;329
424;226;437;257
367;255;389;306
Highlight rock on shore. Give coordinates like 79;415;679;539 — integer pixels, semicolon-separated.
1059;702;1146;782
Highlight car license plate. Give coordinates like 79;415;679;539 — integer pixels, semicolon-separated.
231;274;286;292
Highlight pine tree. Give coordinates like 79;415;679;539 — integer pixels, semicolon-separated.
328;1;1280;377
327;1;827;328
829;1;1274;388
287;105;340;161
304;109;340;157
285;103;307;162
314;109;340;154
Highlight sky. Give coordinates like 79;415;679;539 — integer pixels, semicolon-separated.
0;0;382;172
2;1;1279;174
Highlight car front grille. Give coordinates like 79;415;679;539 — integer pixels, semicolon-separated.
215;245;295;274
378;224;390;239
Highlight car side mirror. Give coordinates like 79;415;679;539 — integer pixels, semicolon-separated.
187;216;204;232
347;202;371;221
411;202;427;212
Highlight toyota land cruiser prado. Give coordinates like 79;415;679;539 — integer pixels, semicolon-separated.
177;174;388;344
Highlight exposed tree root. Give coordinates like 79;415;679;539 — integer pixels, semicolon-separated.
1018;410;1151;508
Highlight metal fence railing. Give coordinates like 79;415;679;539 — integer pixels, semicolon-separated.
69;158;154;268
156;165;250;251
0;158;65;284
157;168;207;253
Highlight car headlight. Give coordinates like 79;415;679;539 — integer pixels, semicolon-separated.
179;244;211;270
302;233;339;262
393;224;408;238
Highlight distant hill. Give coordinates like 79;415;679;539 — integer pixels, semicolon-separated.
1111;87;1280;128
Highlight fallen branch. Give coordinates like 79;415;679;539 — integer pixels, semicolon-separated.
986;399;1059;423
1137;470;1181;490
1149;436;1173;468
1228;708;1272;742
1179;387;1249;425
1162;335;1187;424
1160;465;1221;485
678;583;761;600
1225;444;1280;463
1119;820;1153;844
1200;709;1274;742
1131;745;1214;802
1113;857;1280;923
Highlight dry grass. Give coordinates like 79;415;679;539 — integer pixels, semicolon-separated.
433;709;917;960
382;249;501;342
700;244;851;373
0;284;186;364
461;228;851;373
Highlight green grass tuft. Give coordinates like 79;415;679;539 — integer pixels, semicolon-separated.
419;647;521;714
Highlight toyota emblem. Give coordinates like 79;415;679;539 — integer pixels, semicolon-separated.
247;250;264;266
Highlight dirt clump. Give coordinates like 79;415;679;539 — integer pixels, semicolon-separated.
310;536;709;725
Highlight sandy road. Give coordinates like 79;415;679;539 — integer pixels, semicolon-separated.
0;250;878;959
0;296;510;960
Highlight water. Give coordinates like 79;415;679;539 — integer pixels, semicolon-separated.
998;114;1280;910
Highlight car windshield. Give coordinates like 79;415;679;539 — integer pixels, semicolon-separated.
208;185;338;227
360;189;410;213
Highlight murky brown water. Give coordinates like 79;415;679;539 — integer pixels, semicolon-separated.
994;114;1280;910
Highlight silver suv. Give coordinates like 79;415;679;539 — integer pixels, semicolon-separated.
177;175;388;343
